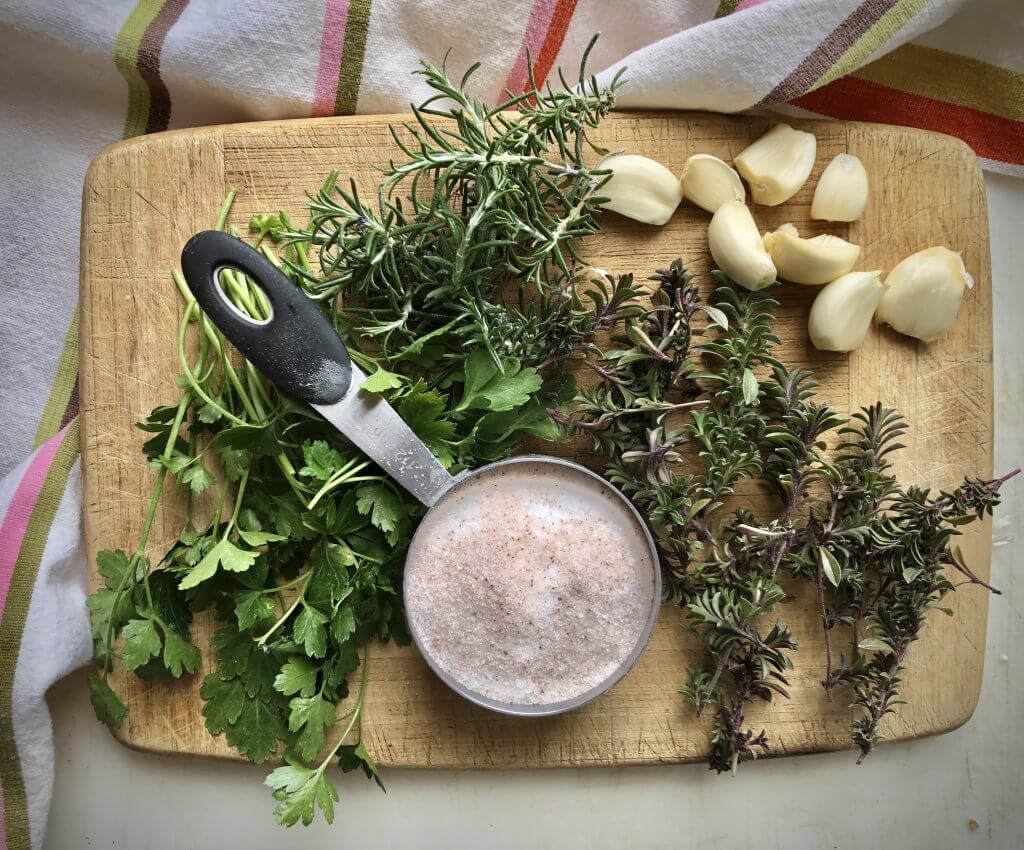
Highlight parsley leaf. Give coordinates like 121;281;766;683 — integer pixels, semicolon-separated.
457;351;543;412
162;629;201;677
86;588;136;663
238;530;288;547
147;569;192;634
179;539;257;589
274;657;320;698
97;549;133;588
87;673;127;729
475;400;560;446
179;462;215;493
397;385;455;467
359;368;405;393
201;626;288;763
288;695;337;762
120;618;162;671
331;604;356;644
338;740;385;790
227;697;285;763
293;606;329;658
299;441;347;481
266;763;339;827
234;589;275;631
201;675;246;732
355;484;405;546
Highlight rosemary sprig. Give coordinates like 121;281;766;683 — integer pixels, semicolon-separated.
282;35;623;371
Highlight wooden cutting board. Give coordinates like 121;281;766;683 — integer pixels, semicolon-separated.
79;112;993;767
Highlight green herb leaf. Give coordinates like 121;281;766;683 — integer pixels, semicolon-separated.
120;618;162;671
338;740;385;790
359;368;405;394
819;547;841;587
235;590;275;631
293;606;329;658
331;604;357;644
288;694;337;762
299;441;347;481
180;462;215;493
97;549;133;589
702;304;729;330
857;638;894;655
902;567;923;583
86;588;136;660
274;657;320;698
238;530;288;547
227;698;285;763
179;539;257;590
355;484;405;546
741;368;759;406
201;675;247;733
266;763;339;827
87;673;127;729
147;569;192;635
397;387;455;466
458;352;543;412
162;629;201;677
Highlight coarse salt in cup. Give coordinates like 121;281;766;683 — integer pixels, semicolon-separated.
404;457;660;716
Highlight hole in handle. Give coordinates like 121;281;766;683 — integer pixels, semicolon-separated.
214;265;274;326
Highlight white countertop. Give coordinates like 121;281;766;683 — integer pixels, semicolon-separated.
43;173;1024;850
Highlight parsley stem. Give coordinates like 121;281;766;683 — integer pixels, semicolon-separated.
176;302;249;426
173;270;306;502
319;645;371;771
222;469;250;541
307;460;372;509
255;570;313;646
101;391;192;676
214;189;237;231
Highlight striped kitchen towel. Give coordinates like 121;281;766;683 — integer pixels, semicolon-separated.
0;0;1020;847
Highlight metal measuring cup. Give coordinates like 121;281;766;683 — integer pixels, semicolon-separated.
181;230;661;717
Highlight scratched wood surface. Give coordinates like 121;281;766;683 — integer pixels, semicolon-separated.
79;112;992;767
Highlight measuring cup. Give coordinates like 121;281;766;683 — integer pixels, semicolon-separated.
181;230;661;717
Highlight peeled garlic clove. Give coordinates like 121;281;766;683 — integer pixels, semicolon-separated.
762;222;861;285
598;154;682;225
876;247;972;342
734;124;817;206
680;154;745;213
808;271;886;352
708;200;777;291
811;154;868;222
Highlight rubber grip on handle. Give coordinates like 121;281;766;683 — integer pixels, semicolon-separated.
180;230;351;405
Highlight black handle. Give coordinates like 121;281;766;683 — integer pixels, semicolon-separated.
180;231;351;405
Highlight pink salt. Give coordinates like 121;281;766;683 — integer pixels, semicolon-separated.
404;462;656;706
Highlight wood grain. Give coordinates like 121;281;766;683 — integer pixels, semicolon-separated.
79;112;992;767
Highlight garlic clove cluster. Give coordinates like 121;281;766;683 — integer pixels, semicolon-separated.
763;223;861;286
708;201;777;291
808;271;886;352
597;154;683;226
680;154;745;213
811;154;868;222
876;247;972;342
734;124;817;206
